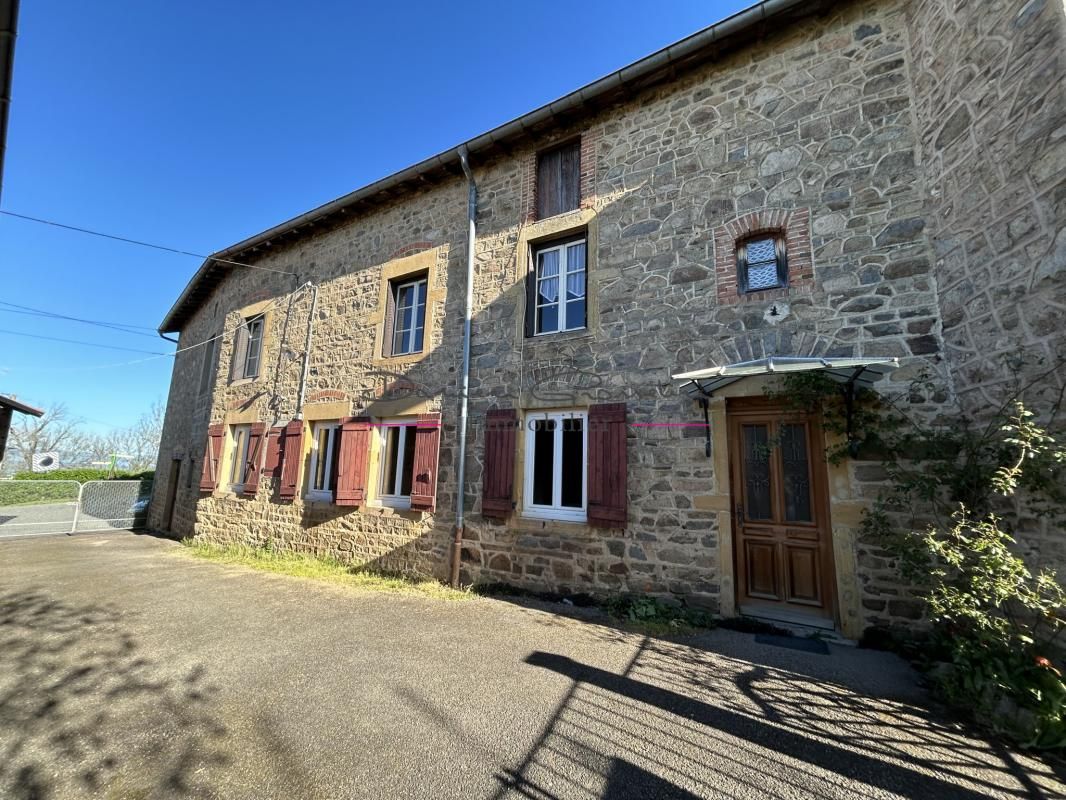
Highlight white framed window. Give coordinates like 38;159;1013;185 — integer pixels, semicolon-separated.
377;419;419;509
738;234;788;293
533;238;587;335
227;424;251;492
523;410;587;522
306;421;339;501
244;316;264;376
391;277;427;356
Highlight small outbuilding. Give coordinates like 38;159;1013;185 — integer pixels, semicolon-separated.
0;394;44;467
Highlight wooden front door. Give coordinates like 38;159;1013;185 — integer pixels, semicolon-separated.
728;401;836;626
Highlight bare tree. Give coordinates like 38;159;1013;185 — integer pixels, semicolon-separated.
4;404;90;474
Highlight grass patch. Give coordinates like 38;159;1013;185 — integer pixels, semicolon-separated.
178;540;470;601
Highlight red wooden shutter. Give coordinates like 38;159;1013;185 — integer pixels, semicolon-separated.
482;408;517;518
199;424;224;491
588;403;628;528
242;422;266;496
264;426;284;480
409;413;441;511
334;416;371;507
277;419;304;501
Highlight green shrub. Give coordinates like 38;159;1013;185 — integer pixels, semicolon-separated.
10;468;155;483
604;594;716;630
0;481;80;506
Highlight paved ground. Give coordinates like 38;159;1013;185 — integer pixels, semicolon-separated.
0;501;77;537
1;533;1062;800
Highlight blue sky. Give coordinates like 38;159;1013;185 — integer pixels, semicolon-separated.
0;0;749;433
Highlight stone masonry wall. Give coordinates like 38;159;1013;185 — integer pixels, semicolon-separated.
148;0;1044;634
905;0;1066;572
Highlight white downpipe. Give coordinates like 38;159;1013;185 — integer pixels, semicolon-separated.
452;146;477;586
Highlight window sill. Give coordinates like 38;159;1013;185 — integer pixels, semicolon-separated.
524;328;594;345
521;508;587;525
228;376;259;387
304;491;334;503
375;497;412;511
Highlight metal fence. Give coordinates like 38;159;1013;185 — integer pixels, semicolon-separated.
0;479;152;538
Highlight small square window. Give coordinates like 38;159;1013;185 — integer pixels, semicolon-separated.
530;237;587;336
306;421;339;501
227;424;251;492
523;410;587;523
537;140;581;220
384;275;428;357
378;419;419;509
738;235;788;293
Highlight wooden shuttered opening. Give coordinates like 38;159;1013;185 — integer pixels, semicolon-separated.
264;426;285;481
409;413;441;511
277;420;304;501
334;417;371;506
199;424;224;491
536;140;581;220
482;408;517;518
588;403;628;528
242;423;267;496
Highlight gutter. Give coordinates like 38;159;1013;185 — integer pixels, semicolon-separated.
451;146;476;588
159;0;810;334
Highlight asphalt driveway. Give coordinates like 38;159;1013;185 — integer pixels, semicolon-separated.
1;533;1061;799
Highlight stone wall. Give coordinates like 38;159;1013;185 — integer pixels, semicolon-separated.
906;0;1066;414
149;0;1063;636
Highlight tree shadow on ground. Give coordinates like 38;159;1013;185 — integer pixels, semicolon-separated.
0;588;230;799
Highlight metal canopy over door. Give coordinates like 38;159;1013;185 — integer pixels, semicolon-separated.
727;399;836;629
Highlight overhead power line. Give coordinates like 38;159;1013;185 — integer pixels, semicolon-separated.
0;209;297;276
0;327;169;354
0;301;161;339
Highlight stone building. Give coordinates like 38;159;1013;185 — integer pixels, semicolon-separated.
150;0;1066;639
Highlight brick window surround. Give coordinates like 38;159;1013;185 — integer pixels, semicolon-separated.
714;208;813;304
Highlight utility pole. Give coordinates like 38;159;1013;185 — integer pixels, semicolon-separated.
0;0;20;204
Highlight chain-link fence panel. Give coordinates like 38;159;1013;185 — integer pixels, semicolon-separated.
73;480;153;533
0;480;81;538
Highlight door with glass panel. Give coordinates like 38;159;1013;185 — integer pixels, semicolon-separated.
727;401;835;625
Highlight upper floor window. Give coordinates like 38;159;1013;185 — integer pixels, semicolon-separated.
523;410;587;523
306;421;339;502
378;419;419;509
737;235;788;293
383;274;427;357
537;140;581;220
231;315;264;381
530;236;587;336
227;424;251;492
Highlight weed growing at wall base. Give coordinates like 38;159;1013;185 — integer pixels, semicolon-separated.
178;540;471;601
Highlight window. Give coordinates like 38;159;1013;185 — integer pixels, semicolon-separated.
737;235;788;293
384;275;427;357
231;315;264;381
537;140;581;219
306;422;339;501
523;410;587;522
227;424;251;492
198;337;217;396
378;419;419;509
532;237;587;335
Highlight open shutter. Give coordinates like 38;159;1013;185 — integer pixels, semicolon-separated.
482;408;517;518
588;403;627;528
199;424;224;491
409;413;441;511
381;282;396;358
229;323;248;381
524;251;537;337
277;419;304;501
264;426;284;480
242;422;266;496
334;417;371;506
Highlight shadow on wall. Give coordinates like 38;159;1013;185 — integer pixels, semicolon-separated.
0;589;230;799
